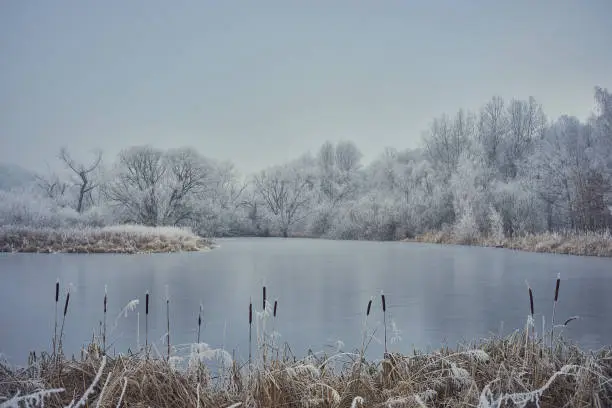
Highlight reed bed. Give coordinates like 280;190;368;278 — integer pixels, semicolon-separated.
1;333;611;408
0;225;212;254
409;229;612;257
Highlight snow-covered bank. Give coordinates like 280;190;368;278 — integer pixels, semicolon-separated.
408;230;612;257
0;225;213;254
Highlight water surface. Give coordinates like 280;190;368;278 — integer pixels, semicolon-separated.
1;238;611;364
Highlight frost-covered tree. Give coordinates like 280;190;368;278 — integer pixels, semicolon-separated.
501;97;546;180
254;156;316;237
106;146;216;227
423;110;473;181
476;96;507;173
59;148;102;213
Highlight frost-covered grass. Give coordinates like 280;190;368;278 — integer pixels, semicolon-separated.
410;230;612;257
0;225;212;254
1;332;610;407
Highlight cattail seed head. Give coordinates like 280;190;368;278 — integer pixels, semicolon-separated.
55;279;59;303
145;292;149;315
63;290;70;317
528;287;534;316
273;299;278;318
366;298;372;316
381;293;386;313
263;286;266;310
198;304;202;327
555;273;561;302
249;301;253;325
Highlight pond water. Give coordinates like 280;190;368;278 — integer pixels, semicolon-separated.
1;238;611;364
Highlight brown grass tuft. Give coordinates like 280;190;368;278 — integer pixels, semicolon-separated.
0;225;213;254
2;332;610;407
407;230;612;257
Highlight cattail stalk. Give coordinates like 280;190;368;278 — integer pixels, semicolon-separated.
528;284;535;340
361;297;373;354
103;285;107;355
53;279;59;356
166;286;170;361
381;292;387;355
271;299;278;357
145;291;149;358
58;287;71;356
551;273;561;350
248;298;253;365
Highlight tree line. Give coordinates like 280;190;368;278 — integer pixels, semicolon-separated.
4;86;612;241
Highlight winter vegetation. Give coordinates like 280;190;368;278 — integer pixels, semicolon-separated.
3;334;611;408
0;225;210;254
1;86;612;255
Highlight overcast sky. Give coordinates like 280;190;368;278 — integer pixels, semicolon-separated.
1;0;611;175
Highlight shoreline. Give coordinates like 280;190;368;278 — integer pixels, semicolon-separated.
404;230;612;258
0;225;213;254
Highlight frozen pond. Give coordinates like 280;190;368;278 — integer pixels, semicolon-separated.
1;238;611;364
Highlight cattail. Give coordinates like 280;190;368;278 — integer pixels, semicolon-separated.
166;285;170;361
263;286;267;311
273;300;278;318
53;279;59;356
366;298;372;316
197;303;203;344
528;287;534;316
63;291;70;317
58;286;71;356
103;285;107;354
381;292;387;354
145;291;149;357
551;273;561;350
525;281;534;343
248;298;253;365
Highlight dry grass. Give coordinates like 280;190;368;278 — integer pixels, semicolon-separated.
0;225;213;254
408;230;612;257
1;332;611;408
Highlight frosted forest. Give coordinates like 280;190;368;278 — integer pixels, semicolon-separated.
1;87;612;252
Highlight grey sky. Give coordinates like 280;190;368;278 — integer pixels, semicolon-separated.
1;0;611;175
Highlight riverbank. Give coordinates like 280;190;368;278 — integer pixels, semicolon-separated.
406;230;612;257
1;332;610;407
0;225;213;254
